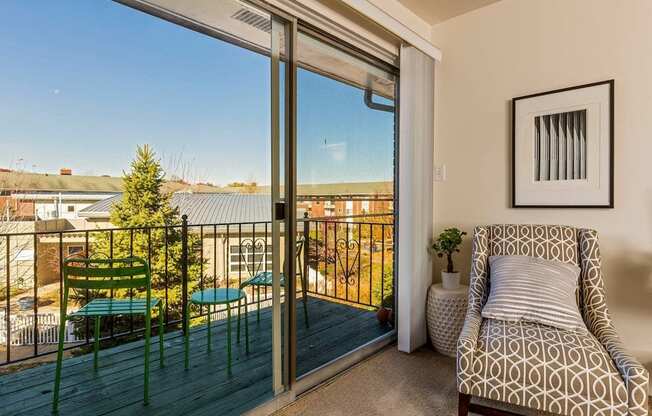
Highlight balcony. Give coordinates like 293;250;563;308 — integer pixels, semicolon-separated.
1;297;385;415
0;214;395;415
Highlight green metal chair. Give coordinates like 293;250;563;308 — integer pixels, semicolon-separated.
52;257;164;413
237;238;309;342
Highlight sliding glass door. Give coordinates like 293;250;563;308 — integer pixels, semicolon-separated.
0;1;398;413
294;28;398;379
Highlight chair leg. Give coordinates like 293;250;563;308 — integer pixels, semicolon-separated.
458;393;471;416
184;302;190;371
226;305;232;376
52;311;68;413
302;276;309;329
302;298;309;329
256;286;260;323
207;305;212;353
158;302;164;368
144;310;151;406
244;296;249;354
93;316;101;371
237;298;241;343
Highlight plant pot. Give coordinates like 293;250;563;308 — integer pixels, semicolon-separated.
441;271;461;290
376;307;391;325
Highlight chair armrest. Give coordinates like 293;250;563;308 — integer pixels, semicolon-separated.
597;325;649;415
456;226;490;393
577;229;649;414
456;308;482;393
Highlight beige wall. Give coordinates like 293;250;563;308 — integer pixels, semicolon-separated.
431;0;652;376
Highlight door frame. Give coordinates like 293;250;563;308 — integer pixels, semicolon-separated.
270;12;299;393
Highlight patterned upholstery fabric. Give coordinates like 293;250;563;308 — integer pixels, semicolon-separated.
457;225;649;416
471;319;628;415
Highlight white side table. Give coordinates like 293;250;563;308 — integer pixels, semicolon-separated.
426;283;468;357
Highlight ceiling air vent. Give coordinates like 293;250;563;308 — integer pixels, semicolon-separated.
231;8;271;33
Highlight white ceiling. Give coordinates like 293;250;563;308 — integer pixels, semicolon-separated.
396;0;502;25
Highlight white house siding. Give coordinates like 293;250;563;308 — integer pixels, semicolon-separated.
0;222;36;292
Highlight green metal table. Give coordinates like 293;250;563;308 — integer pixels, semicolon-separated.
184;288;248;376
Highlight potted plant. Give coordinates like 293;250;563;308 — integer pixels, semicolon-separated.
432;228;467;290
376;292;395;326
375;272;394;326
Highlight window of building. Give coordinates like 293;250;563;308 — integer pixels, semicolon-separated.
229;243;272;274
67;205;75;212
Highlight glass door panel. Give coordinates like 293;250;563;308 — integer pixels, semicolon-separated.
295;29;397;378
144;0;293;396
122;0;295;407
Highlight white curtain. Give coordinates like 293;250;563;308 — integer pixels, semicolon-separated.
397;45;435;353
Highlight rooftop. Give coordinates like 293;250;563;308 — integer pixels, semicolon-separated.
0;171;123;193
0;171;392;199
0;172;224;194
79;193;272;224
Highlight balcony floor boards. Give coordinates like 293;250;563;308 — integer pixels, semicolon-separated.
0;297;388;416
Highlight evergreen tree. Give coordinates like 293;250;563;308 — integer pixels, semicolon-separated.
111;145;178;228
89;145;201;323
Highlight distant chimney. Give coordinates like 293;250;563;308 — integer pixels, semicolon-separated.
60;168;72;176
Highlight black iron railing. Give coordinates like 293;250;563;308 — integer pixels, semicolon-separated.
0;213;394;366
302;213;394;308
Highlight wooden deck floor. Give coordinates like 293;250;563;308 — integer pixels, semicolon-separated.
0;298;389;416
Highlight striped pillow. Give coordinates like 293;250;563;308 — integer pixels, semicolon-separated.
482;255;587;332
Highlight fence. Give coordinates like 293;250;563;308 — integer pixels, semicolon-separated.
0;312;78;345
303;214;394;307
0;213;394;365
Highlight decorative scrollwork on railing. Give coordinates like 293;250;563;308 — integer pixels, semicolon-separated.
335;238;360;286
239;237;267;278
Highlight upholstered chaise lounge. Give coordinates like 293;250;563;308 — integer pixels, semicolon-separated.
457;225;649;416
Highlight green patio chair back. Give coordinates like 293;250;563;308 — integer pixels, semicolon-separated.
63;257;151;291
52;256;164;413
295;237;305;271
238;238;309;340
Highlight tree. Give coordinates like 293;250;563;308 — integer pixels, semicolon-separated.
227;181;258;193
85;145;202;323
111;145;178;229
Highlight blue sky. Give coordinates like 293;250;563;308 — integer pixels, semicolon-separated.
0;1;395;186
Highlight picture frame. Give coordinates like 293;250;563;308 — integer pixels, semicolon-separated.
512;80;614;208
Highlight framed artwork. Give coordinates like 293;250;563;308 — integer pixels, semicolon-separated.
512;80;614;208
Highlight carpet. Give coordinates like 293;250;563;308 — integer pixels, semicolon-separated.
275;346;650;416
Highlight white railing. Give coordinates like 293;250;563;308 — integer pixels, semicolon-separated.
0;312;79;346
